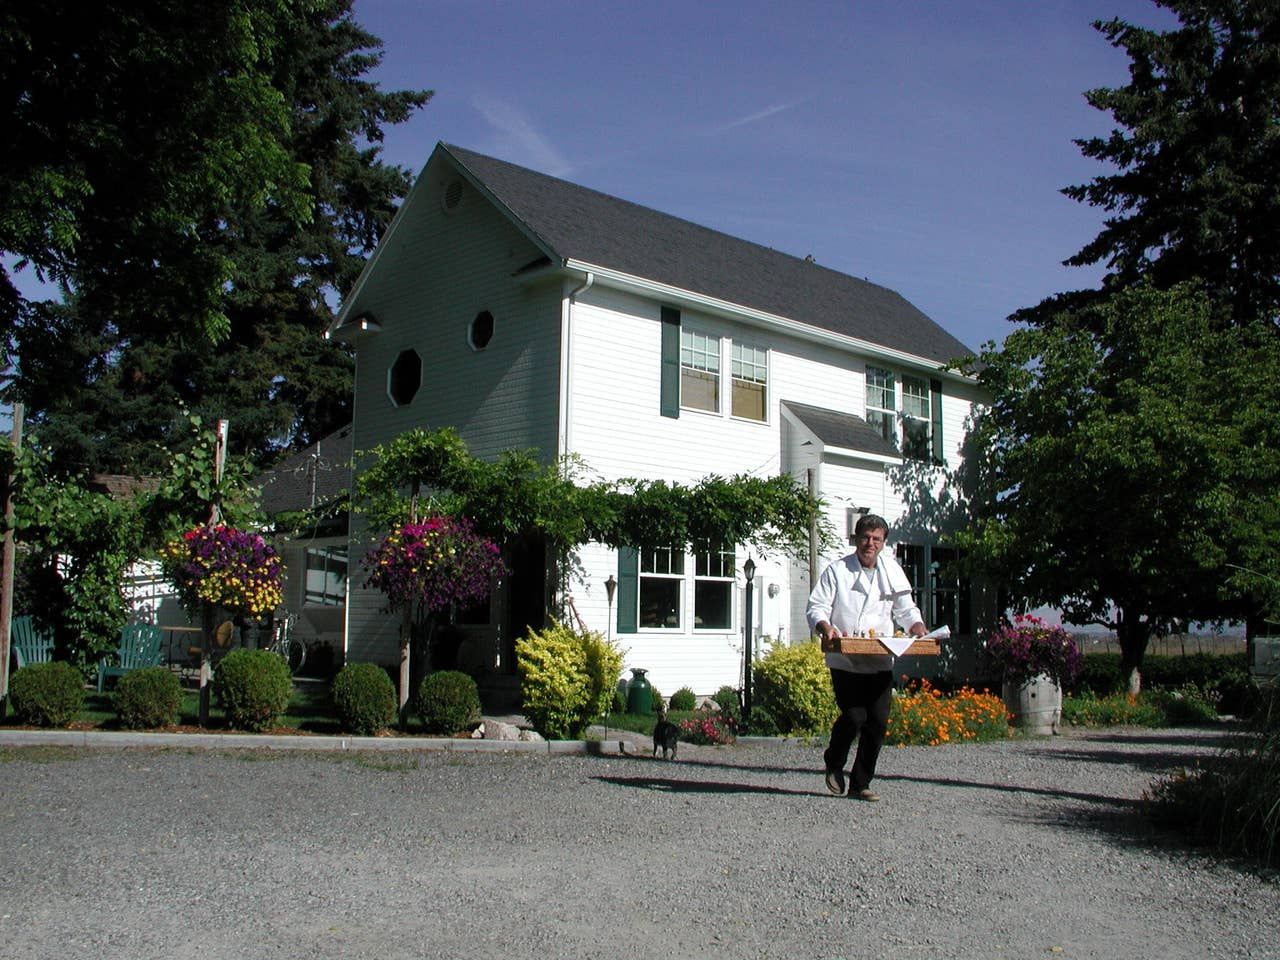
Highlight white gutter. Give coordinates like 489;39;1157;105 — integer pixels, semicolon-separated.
558;271;595;458
559;259;972;382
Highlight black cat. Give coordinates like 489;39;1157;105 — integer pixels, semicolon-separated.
652;718;680;760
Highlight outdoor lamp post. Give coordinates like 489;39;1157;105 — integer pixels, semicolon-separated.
743;557;756;728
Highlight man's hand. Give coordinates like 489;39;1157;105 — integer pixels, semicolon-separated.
909;622;927;638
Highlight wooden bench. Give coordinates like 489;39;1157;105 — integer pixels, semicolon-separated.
10;615;55;669
96;623;164;692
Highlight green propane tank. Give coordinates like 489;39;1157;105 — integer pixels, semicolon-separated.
626;667;653;714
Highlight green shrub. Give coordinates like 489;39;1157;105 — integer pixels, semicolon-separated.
416;670;481;734
8;661;84;728
648;686;664;714
516;620;624;739
331;662;397;735
668;686;697;711
1147;688;1280;867
114;666;181;729
1070;652;1250;701
1149;682;1220;726
711;685;741;720
1061;691;1165;727
1214;669;1261;718
745;704;780;736
212;648;293;731
752;640;838;735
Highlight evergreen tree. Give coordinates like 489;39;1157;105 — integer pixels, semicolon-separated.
1062;0;1280;327
4;1;430;473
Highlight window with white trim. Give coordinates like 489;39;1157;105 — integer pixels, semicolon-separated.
902;375;931;461
865;365;896;446
304;546;347;606
639;546;684;628
680;330;720;412
693;543;735;629
731;343;767;421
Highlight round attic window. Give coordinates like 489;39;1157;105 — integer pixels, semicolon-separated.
469;310;494;350
442;178;465;213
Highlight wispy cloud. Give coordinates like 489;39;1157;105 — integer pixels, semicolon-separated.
471;95;572;176
705;99;807;135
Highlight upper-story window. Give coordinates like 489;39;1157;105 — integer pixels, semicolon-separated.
680;330;720;412
731;343;767;421
866;365;943;463
865;366;896;445
902;375;931;460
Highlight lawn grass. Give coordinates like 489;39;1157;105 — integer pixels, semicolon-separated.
596;709;697;735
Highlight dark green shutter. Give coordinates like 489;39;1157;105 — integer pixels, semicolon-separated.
617;547;638;634
930;378;944;464
660;307;680;418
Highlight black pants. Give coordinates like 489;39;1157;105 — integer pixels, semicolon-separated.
823;669;894;791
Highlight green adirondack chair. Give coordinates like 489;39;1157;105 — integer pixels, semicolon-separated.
97;623;164;692
10;615;55;670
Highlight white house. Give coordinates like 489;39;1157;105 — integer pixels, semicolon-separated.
327;142;988;702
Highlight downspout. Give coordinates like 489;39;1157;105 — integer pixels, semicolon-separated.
558;270;595;458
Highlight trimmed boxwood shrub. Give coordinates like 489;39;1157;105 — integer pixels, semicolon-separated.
668;686;697;711
212;648;292;731
416;670;481;734
331;662;396;735
114;666;182;729
9;661;84;728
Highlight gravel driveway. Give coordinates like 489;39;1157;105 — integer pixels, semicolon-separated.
0;726;1275;960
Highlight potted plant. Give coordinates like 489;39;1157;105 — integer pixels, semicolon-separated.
984;614;1083;735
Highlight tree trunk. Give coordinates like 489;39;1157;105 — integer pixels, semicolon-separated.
1116;608;1150;696
398;604;412;718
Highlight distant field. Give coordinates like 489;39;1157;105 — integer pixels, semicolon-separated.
1074;632;1247;657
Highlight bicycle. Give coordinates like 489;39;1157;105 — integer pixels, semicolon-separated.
266;613;307;675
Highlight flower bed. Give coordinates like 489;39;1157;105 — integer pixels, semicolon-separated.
888;680;1010;746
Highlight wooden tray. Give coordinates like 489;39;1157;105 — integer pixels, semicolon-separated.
820;636;940;656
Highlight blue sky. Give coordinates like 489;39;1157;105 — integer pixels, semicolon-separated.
5;0;1174;396
351;0;1176;352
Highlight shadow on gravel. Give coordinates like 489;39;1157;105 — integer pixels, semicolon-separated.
595;774;817;797
1070;730;1234;749
1021;746;1215;773
877;772;1138;808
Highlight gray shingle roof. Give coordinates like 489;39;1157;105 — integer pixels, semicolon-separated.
256;425;353;516
782;401;900;459
443;143;974;365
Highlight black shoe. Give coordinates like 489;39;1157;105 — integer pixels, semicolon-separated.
824;769;847;795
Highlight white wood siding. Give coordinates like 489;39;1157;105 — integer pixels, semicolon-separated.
342;161;563;666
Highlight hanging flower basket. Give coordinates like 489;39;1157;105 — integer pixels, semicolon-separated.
362;515;505;614
159;524;284;618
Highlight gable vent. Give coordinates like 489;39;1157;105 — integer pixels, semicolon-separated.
442;178;465;213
